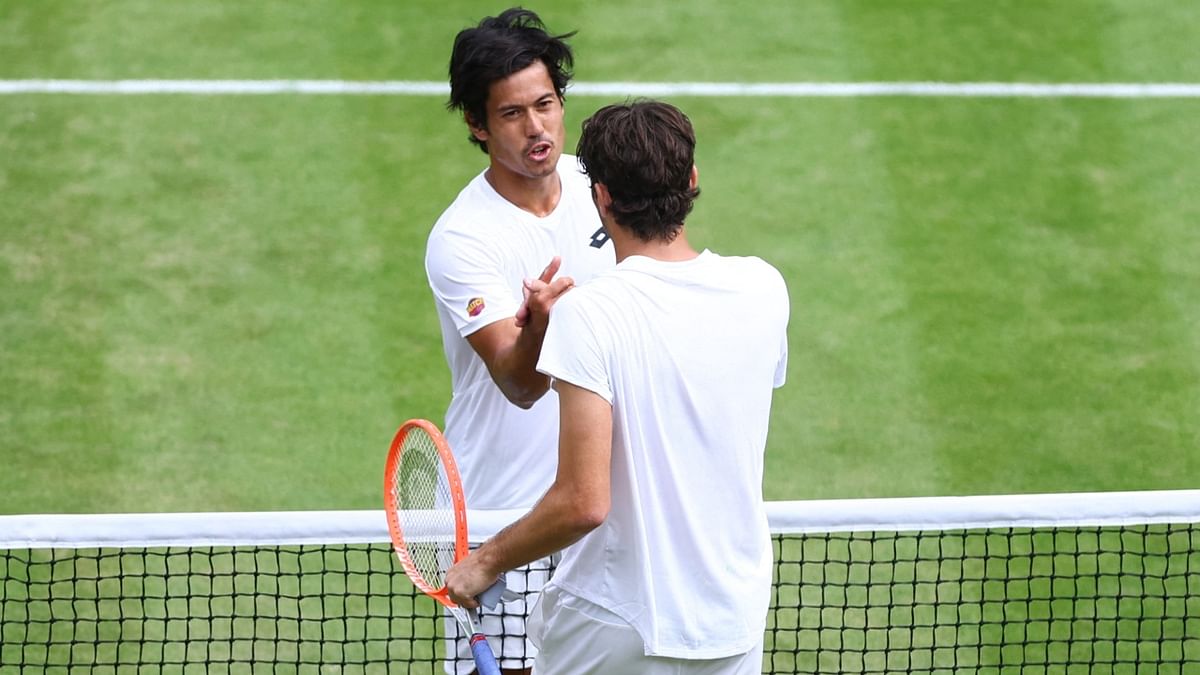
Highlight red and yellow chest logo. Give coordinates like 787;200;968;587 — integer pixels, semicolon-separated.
466;297;485;317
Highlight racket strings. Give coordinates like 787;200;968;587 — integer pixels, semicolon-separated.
392;428;457;592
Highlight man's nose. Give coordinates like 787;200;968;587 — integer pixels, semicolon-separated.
526;111;545;136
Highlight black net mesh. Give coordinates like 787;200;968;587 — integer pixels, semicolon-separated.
2;525;1197;674
767;525;1200;674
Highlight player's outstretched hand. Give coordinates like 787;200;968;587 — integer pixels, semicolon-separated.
515;256;575;328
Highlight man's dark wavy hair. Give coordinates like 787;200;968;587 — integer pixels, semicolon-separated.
576;100;701;241
447;8;575;153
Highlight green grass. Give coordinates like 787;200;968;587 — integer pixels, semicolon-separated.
2;1;1199;513
0;96;469;511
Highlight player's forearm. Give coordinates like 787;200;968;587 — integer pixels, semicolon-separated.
487;325;552;408
452;381;612;602
446;471;604;608
471;482;606;576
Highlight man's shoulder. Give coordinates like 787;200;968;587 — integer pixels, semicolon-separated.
711;254;790;320
425;189;502;277
556;154;591;193
555;269;628;315
557;153;584;174
710;252;786;286
428;175;518;259
431;172;491;231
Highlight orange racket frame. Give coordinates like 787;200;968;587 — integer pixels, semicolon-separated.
382;418;471;607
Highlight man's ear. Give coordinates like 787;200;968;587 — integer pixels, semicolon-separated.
689;164;699;189
467;112;488;143
592;182;613;218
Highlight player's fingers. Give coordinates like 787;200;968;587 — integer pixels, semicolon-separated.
538;255;562;284
524;277;572;304
545;276;575;297
446;573;481;609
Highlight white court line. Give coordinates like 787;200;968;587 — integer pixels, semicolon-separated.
2;79;1200;97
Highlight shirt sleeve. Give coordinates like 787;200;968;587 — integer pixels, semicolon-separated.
771;265;790;388
425;227;521;338
774;331;789;388
536;292;614;403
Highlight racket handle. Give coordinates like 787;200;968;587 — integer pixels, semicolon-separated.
478;574;507;610
469;633;500;675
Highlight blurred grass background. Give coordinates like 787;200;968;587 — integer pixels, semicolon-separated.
1;1;1198;513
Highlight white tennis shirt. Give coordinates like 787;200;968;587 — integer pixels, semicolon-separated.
425;155;614;510
536;250;790;658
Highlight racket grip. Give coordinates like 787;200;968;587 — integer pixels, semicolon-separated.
469;633;501;675
478;574;507;610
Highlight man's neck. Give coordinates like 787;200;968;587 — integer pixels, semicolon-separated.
612;226;699;263
484;167;562;217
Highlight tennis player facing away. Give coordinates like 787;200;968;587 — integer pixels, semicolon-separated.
446;100;790;674
424;8;614;675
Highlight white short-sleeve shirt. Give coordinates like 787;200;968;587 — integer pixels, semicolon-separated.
425;154;614;510
536;250;789;659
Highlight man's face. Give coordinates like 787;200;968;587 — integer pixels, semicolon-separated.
471;60;565;181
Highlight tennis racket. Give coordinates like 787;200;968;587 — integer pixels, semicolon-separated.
383;418;500;675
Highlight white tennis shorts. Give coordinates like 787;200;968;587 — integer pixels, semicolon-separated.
443;555;558;675
528;582;764;675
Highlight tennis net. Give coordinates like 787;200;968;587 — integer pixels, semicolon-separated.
2;490;1198;674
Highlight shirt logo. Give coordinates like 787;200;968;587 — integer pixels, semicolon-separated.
589;226;610;249
466;297;485;317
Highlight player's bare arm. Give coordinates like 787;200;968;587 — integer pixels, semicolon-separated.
466;256;575;408
445;379;611;607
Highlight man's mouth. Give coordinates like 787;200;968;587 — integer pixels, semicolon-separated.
528;142;552;161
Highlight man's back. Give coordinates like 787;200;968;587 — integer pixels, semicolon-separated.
537;249;789;657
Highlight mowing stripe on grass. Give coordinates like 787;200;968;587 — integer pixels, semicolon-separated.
2;80;1200;97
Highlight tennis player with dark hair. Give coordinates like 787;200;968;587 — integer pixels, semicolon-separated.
446;99;790;674
424;7;614;675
